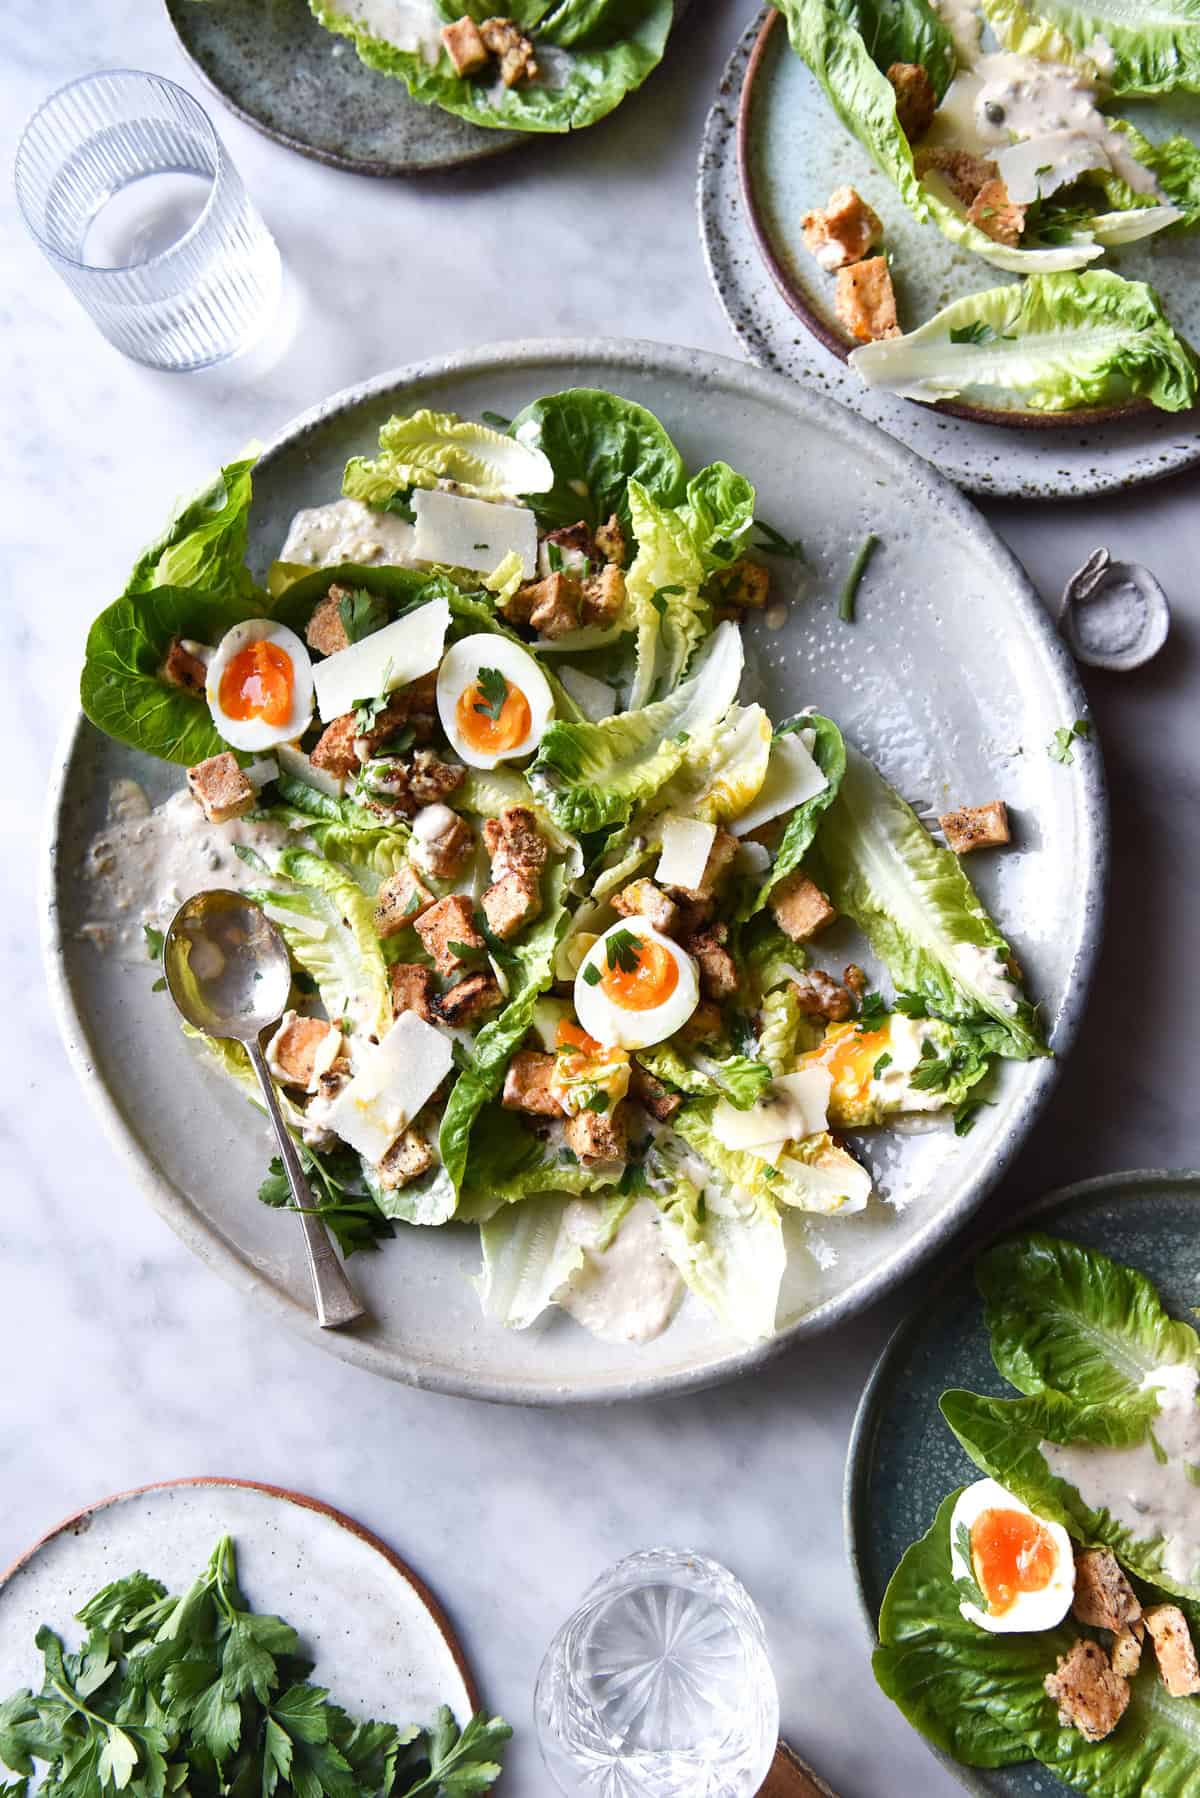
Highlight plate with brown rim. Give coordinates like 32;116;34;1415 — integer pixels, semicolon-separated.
699;8;1200;499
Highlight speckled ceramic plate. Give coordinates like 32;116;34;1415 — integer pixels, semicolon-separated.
699;11;1200;499
43;338;1106;1405
845;1169;1200;1797
165;0;687;176
0;1479;478;1735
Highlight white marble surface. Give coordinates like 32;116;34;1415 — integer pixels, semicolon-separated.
3;3;1199;1793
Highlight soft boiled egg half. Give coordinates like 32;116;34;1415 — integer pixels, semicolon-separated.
436;634;553;770
207;619;314;752
949;1478;1075;1634
574;918;699;1051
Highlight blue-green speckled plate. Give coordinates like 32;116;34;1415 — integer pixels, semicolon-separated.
845;1168;1200;1797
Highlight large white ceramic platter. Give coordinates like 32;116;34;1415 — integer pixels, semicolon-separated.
44;339;1106;1403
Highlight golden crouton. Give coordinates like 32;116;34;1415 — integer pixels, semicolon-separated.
1044;1638;1130;1742
594;513;628;567
565;1101;628;1167
1144;1605;1200;1697
887;62;937;141
1071;1548;1142;1635
434;970;503;1026
441;15;489;76
1110;1623;1144;1678
310;713;361;780
305;586;352;658
161;636;208;695
502;1049;564;1117
685;924;739;1001
388;962;434;1023
612;878;679;936
186;751;254;825
790;969;854;1022
581;563;626;628
802;185;883;272
630;1062;681;1122
266;1012;342;1091
915;147;999;206
374;866;436;937
940;800;1011;855
770;869;837;942
484;806;549;883
378;1128;434;1191
525;571;583;639
710;558;770;610
414;894;482;976
483;873;542;941
835;256;901;344
412;805;474;880
479;16;538;86
968;177;1026;247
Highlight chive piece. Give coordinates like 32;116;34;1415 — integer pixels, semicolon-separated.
838;533;879;624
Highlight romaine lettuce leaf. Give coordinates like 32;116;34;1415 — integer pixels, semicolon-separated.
457;1108;619;1220
849;271;1200;414
363;1157;457;1227
267;560;441;632
264;774;412;883
634;1044;773;1109
978;1232;1200;1406
475;1195;587;1329
673;1102;871;1217
677;461;758;574
746;714;846;916
981;0;1200;95
528;620;744;832
507;387;686;534
253;846;392;1040
341;408;552;505
828;0;957;98
80;585;258;766
456;765;584;876
624;478;708;708
650;1159;786;1344
123;456;260;600
808;745;1044;1058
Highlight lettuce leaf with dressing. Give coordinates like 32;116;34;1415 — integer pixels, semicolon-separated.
980;0;1200;96
649;1157;787;1344
341;408;553;506
850;271;1200;414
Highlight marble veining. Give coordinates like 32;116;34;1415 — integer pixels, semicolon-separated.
2;2;1198;1792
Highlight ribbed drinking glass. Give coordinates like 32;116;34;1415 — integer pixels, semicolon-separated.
535;1550;779;1797
14;70;281;371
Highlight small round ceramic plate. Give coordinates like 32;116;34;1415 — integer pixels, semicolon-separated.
845;1169;1200;1797
699;11;1200;499
0;1479;478;1734
44;339;1105;1404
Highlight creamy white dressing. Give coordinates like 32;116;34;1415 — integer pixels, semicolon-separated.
82;786;298;960
556;1198;683;1344
933;0;983;65
868;1014;946;1113
279;497;417;569
949;940;1020;1015
339;0;442;59
1041;1365;1200;1587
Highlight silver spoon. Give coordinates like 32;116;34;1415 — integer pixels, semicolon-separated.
163;889;365;1330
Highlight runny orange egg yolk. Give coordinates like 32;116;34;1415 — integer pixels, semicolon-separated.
824;1024;889;1088
456;677;531;755
218;640;294;726
557;1019;603;1055
600;936;679;1013
971;1507;1058;1616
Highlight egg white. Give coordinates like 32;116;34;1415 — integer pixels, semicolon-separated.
207;619;314;753
436;633;553;770
949;1478;1076;1634
574;918;699;1051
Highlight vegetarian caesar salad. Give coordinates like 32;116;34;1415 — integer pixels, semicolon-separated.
774;0;1200;412
876;1233;1200;1794
79;390;1045;1348
305;0;672;133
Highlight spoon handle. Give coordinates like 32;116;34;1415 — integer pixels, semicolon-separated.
246;1039;366;1329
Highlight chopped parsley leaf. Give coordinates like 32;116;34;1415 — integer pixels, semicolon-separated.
581;963;602;986
605;928;643;975
1048;718;1092;765
584;1090;610;1114
143;923;164;962
338;587;388;644
472;666;510;721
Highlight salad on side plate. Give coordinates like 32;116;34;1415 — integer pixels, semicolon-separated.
78;389;1046;1349
875;1233;1200;1793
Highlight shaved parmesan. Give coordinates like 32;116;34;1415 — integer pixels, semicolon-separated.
412;489;537;579
712;1067;832;1153
655;816;716;891
559;664;617;721
312;596;450;722
729;732;827;836
321;1012;453;1166
276;740;345;800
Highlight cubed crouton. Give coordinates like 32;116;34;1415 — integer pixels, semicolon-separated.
1044;1638;1130;1742
161;636;209;695
411;804;474;880
388;962;434;1022
631;1061;682;1122
612;878;679;936
265;1012;343;1092
685;923;739;1001
1144;1605;1200;1697
496;581;537;627
887;62;937;141
479;16;537;85
968;177;1026;247
844;962;868;998
594;513;628;567
801;185;883;272
484;806;549;883
915;147;998;207
710;558;770;610
378;1128;434;1191
483;873;542;941
409;750;466;807
790;969;854;1022
434;970;503;1026
186;751;254;824
564;1100;629;1167
525;571;583;639
940;800;1011;855
1110;1623;1144;1679
305;586;353;658
678;999;722;1044
581;564;626;628
835;256;901;344
1071;1548;1143;1635
354;691;414;762
665;829;739;904
374;866;436;937
440;13;489;75
310;713;361;780
502;1049;564;1116
771;869;837;942
414;894;482;976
